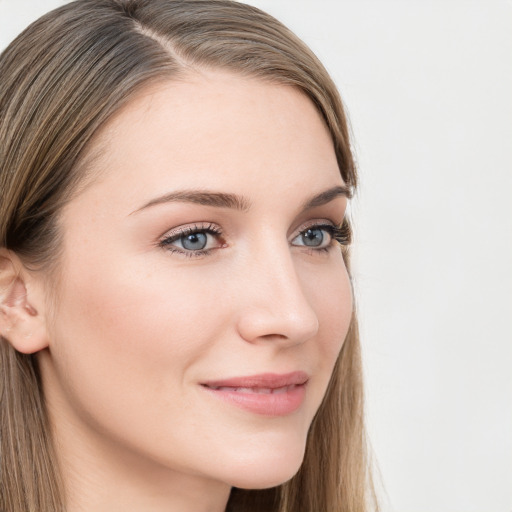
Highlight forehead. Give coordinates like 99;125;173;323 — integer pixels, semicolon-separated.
76;70;343;205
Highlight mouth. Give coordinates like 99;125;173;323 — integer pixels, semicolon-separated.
200;372;308;416
203;383;301;394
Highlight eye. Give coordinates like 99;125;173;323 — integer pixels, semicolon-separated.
292;224;333;249
179;232;208;251
291;221;351;251
159;223;224;256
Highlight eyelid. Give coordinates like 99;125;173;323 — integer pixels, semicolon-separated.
158;222;220;242
291;218;337;238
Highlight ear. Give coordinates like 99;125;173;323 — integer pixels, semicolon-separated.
0;250;49;354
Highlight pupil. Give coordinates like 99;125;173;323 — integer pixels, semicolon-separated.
182;232;207;250
302;228;323;247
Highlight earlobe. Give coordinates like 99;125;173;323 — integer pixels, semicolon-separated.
0;252;49;354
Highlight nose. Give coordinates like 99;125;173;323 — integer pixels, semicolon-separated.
235;243;319;348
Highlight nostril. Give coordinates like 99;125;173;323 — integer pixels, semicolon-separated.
260;333;288;341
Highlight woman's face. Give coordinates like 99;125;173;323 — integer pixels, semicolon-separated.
39;70;352;491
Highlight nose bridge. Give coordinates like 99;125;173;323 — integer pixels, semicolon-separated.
235;237;319;345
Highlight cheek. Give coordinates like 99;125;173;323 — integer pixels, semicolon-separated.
305;257;353;382
313;258;352;340
44;253;239;474
47;251;224;419
52;259;217;363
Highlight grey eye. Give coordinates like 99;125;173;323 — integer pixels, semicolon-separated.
181;232;208;250
291;225;334;249
300;227;325;247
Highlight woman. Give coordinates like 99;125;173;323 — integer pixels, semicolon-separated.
0;1;375;511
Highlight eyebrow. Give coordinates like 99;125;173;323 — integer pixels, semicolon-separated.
132;190;251;214
131;184;350;215
301;185;352;209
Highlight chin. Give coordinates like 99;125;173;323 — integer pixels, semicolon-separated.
224;444;306;490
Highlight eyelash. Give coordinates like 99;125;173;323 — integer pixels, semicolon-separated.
304;221;351;252
158;220;351;258
159;223;223;258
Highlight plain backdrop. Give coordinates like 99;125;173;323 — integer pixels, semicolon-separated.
1;1;511;511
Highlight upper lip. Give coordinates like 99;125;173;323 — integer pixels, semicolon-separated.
201;371;309;389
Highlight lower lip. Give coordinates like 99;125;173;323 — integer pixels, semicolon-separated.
201;383;307;416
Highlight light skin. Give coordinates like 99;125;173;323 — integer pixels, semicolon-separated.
0;70;352;512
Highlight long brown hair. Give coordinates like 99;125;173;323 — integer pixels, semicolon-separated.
0;1;375;510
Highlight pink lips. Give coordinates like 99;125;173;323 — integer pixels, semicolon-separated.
201;371;308;416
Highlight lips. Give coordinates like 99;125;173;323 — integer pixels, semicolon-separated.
201;371;308;416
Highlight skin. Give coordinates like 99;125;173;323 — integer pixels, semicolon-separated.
28;70;353;512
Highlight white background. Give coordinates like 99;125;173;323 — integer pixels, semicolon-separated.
1;1;511;511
